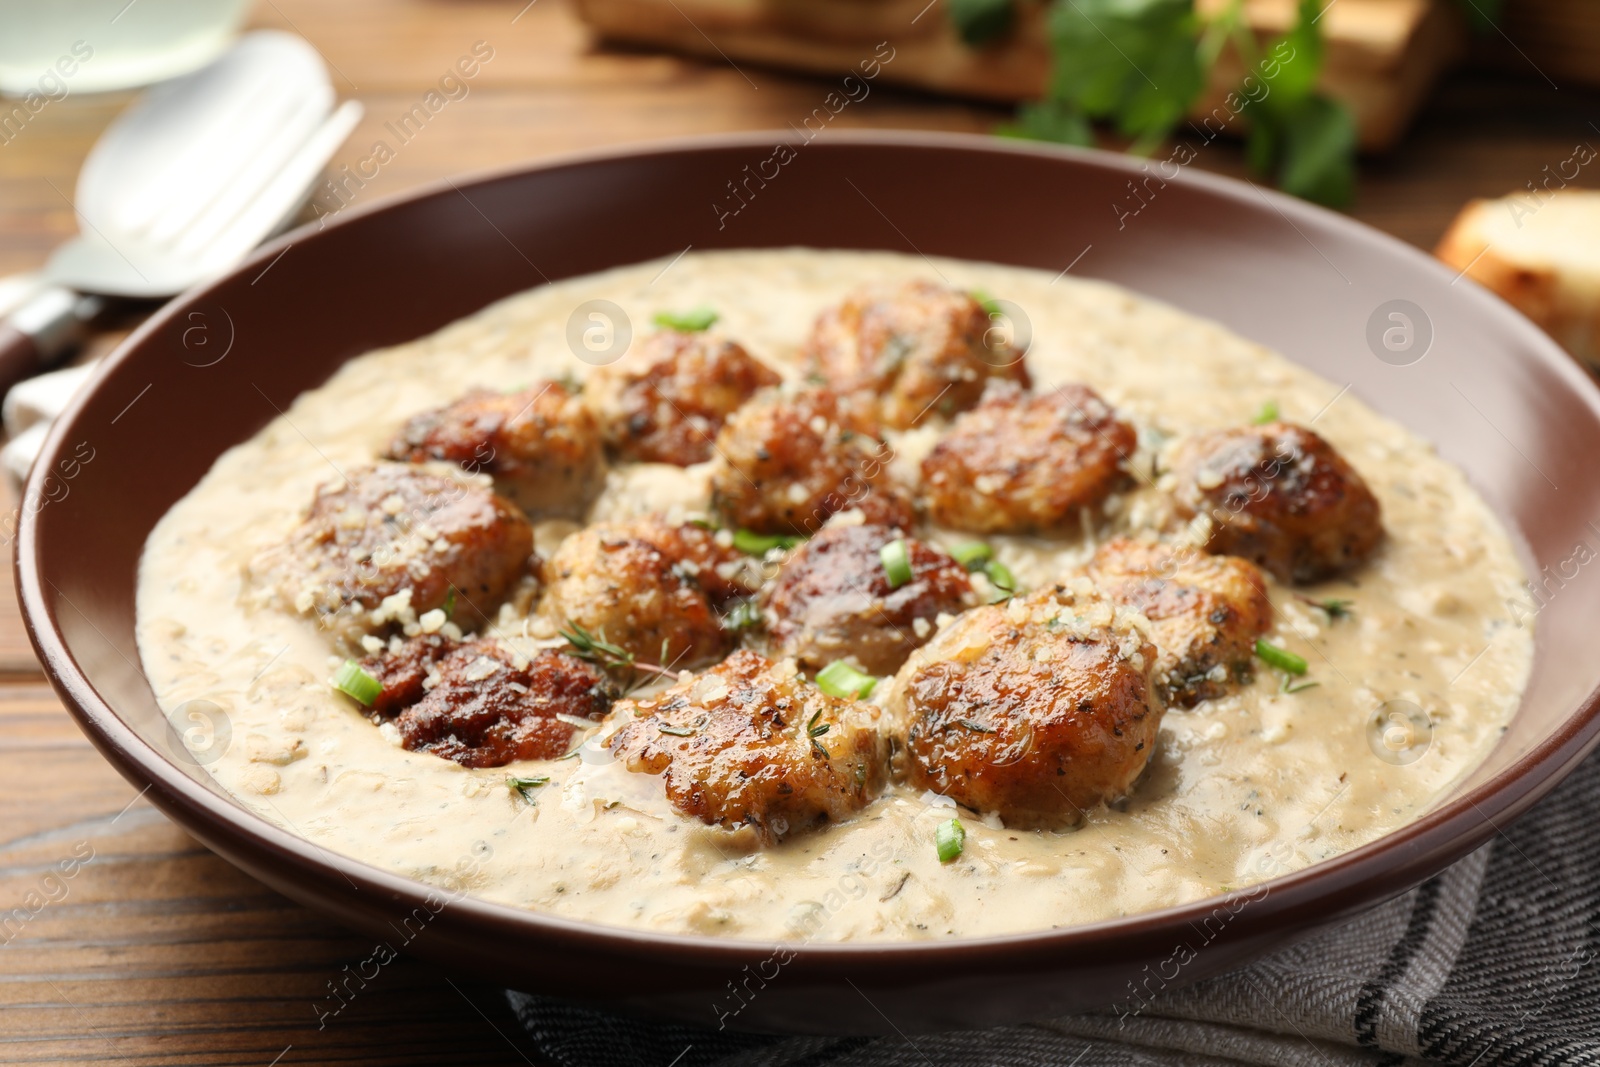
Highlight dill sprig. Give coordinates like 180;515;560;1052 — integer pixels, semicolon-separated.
807;709;832;760
1297;595;1354;620
559;621;679;693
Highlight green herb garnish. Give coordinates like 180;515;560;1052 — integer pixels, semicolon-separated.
983;558;1017;602
952;541;995;570
880;538;912;589
1255;638;1308;676
657;724;699;737
721;599;761;632
815;661;877;701
1252;400;1279;425
441;586;458;618
333;660;382;706
999;0;1355;207
949;0;1015;45
970;288;1004;318
1298;595;1354;620
732;528;803;555
507;774;550;802
559;620;677;693
806;709;833;760
1281;677;1320;695
653;306;718;332
949;541;1016;602
936;817;966;863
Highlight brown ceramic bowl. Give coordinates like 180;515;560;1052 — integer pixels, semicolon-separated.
18;132;1600;1035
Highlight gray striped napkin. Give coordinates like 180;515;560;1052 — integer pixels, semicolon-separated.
507;750;1600;1066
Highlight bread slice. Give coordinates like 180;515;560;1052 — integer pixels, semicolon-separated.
1435;189;1600;365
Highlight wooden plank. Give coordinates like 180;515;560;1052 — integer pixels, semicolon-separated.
570;0;1467;150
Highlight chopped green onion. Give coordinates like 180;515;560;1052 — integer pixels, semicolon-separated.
1255;638;1308;676
442;586;458;617
970;288;1003;317
880;538;912;589
949;541;1016;601
1252;399;1280;425
657;724;699;737
721;599;760;632
333;660;382;706
951;541;994;571
653;306;718;332
507;775;550;802
983;559;1016;600
1281;678;1320;695
815;660;877;700
935;817;966;863
732;528;802;555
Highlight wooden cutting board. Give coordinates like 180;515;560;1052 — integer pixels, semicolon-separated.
572;0;1465;151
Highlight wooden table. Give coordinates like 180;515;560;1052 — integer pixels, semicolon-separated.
0;1;1594;1062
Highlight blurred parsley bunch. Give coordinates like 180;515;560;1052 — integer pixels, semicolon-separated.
952;0;1356;206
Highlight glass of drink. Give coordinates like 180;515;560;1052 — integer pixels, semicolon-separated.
0;0;253;97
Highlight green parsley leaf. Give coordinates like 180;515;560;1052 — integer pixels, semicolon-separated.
950;0;1016;45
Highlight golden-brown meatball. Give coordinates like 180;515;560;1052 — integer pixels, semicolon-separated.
1169;422;1383;583
588;329;781;466
710;388;915;536
604;649;887;843
262;464;534;634
807;280;1030;429
764;524;976;675
920;381;1136;534
539;518;755;668
354;634;612;767
385;381;604;520
887;583;1163;827
1086;538;1272;708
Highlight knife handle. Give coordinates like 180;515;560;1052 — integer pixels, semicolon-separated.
0;287;101;400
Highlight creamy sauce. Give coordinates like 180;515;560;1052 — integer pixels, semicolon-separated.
135;250;1533;942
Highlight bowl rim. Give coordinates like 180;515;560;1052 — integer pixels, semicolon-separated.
18;128;1600;968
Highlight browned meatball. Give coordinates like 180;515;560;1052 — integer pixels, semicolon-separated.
605;649;887;843
920;381;1136;534
1169;422;1383;583
539;518;755;668
807;280;1030;429
1086;538;1272;708
355;634;612;767
764;524;976;675
265;464;534;633
588;329;781;466
887;584;1163;827
385;381;604;520
710;388;915;536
